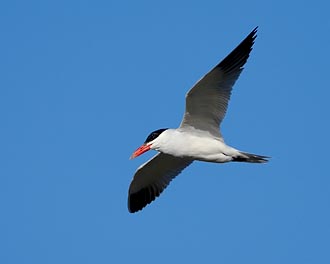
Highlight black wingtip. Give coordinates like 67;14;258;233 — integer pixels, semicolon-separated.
233;152;270;163
128;187;160;213
216;27;258;74
250;26;258;42
249;26;258;39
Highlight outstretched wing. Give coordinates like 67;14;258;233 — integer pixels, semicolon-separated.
180;27;257;137
128;153;193;213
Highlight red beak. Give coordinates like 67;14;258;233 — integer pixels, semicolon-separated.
130;144;151;159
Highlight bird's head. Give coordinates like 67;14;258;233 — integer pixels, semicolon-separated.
130;128;168;159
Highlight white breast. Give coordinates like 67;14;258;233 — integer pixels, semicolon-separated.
150;129;239;163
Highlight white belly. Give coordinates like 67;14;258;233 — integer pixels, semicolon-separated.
151;129;239;163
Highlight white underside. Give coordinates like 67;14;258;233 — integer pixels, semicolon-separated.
150;128;240;163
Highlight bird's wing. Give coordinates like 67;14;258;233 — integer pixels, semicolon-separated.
128;153;193;213
180;27;257;138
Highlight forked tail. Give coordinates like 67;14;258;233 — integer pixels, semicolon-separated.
233;152;269;163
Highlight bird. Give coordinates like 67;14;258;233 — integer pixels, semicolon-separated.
128;27;269;213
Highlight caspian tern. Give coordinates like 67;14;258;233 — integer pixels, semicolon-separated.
128;27;269;213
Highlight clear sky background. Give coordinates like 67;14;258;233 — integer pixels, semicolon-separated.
1;1;330;263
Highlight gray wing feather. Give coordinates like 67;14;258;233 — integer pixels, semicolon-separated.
128;153;193;213
180;27;257;137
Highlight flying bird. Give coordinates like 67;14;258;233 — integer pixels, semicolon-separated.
128;27;269;213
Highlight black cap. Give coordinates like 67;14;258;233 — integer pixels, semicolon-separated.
144;128;168;143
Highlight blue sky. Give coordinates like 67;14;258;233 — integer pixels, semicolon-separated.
1;0;330;263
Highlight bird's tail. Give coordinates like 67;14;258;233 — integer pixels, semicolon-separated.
233;151;269;163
